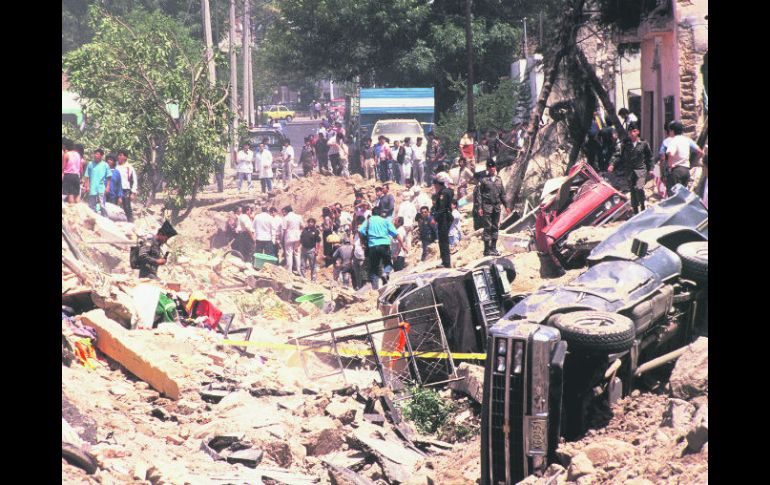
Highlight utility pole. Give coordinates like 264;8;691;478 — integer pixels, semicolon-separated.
523;17;528;57
465;0;475;132
201;0;216;87
242;0;250;125
229;0;239;161
539;11;543;46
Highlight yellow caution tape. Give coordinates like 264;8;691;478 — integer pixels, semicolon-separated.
221;339;486;359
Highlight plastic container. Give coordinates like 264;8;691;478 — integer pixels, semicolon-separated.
295;293;326;309
253;253;279;269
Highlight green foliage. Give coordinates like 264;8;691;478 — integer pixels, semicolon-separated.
63;6;231;208
436;78;520;159
398;385;455;435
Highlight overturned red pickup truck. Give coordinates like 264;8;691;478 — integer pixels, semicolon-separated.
535;162;632;268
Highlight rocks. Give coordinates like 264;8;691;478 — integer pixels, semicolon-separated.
226;448;264;468
669;337;708;400
325;399;359;425
685;404;708;453
326;463;377;485
568;452;596;481
264;441;293;467
298;300;321;317
305;428;347;457
660;398;695;431
581;439;636;467
447;363;485;404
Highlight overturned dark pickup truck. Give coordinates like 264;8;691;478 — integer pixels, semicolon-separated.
480;185;708;484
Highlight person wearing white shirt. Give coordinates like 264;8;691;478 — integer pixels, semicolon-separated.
235;206;255;262
252;207;274;255
448;201;463;246
281;205;304;274
665;121;704;191
391;217;410;271
396;197;417;249
327;135;341;174
412;137;427;187
256;142;274;193
281;139;295;188
236;142;254;192
402;138;414;182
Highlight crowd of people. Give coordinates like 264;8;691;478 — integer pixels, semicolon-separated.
62;139;139;222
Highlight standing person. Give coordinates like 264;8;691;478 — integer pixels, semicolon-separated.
253;206;274;255
314;100;322;120
598;121;617;172
412;137;427;187
396;186;417;249
281;138;295;188
585;110;605;170
475;136;491;168
608;123;653;214
321;216;336;267
455;157;474;199
392;139;404;184
375;136;392;182
391;216;410;272
257;141;274;193
459;131;475;166
236;142;254;193
618;108;638;132
402;137;414;183
432;177;454;268
300;136;316;176
664;121;704;192
83;149;110;217
137;221;177;279
315;133;329;174
379;184;396;221
62;140;83;204
429;137;447;184
299;218;322;282
327;132;341;175
362;138;376;180
332;237;355;288
352;218;367;290
473;160;510;256
359;207;407;289
281;205;303;275
448;201;463;248
235;205;255;262
104;154;124;206
417;206;437;262
116;150;137;222
269;207;283;259
338;134;350;177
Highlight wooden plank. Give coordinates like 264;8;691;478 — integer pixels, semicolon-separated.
80;309;183;400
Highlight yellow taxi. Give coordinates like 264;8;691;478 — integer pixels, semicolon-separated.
263;105;295;122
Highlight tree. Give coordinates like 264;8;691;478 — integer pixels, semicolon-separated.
63;6;231;221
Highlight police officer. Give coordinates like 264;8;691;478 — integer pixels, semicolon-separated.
608;122;653;214
137;220;178;279
473;160;510;256
431;174;455;268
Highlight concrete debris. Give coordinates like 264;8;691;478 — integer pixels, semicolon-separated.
669;336;708;400
685;404;708;453
660;398;696;432
568;452;596;481
447;362;484;404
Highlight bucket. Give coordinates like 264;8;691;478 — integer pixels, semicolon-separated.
295;293;326;309
253;253;279;269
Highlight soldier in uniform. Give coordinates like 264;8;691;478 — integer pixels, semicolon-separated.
608;122;653;214
431;174;455;268
473;160;510;256
138;220;178;279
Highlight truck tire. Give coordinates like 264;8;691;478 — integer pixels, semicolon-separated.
676;242;707;284
549;311;635;353
286;115;293;123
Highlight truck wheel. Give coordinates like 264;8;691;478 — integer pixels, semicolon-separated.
286;116;293;123
676;241;707;284
549;311;635;353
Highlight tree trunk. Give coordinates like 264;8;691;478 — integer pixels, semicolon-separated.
506;0;586;209
575;46;627;140
241;0;250;123
201;0;216;87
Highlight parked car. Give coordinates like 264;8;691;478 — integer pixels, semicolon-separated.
371;119;425;147
480;185;708;484
263;105;295;122
535;162;632;268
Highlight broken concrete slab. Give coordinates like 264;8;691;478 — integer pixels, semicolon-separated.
80;309;184;400
448;362;485;404
669;337;708;400
226;448;264;468
325;462;377;485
